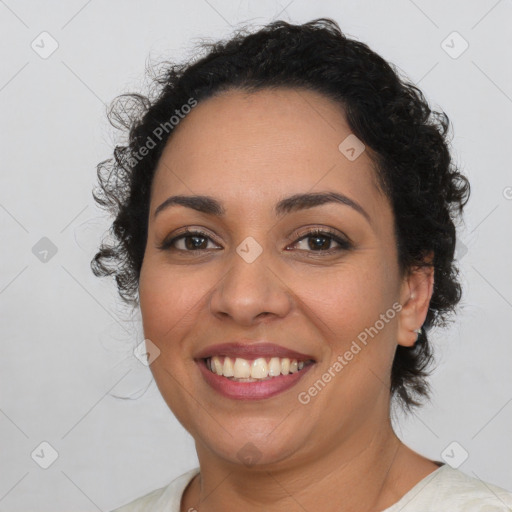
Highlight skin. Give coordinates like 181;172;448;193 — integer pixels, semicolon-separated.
138;87;437;512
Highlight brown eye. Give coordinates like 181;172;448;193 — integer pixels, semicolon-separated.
290;229;352;253
179;234;210;250
158;229;221;252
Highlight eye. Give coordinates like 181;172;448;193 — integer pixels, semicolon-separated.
288;228;352;254
157;228;221;252
157;227;352;254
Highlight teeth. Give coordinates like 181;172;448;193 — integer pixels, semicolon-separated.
268;357;281;377
206;356;311;379
213;357;223;374
251;358;268;379
234;358;251;378
222;356;234;377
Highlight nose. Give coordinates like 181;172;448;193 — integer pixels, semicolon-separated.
208;244;293;326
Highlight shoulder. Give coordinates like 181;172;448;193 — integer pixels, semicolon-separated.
437;466;512;511
109;467;200;512
392;464;512;511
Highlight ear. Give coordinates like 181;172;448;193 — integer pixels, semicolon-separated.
397;252;435;348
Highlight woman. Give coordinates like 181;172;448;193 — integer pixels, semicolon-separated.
92;18;512;512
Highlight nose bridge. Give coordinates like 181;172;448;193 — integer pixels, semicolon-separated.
209;236;292;324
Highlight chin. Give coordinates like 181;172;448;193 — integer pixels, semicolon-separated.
193;422;306;469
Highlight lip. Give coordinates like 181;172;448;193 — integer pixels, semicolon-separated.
194;341;315;361
196;357;315;400
194;341;316;400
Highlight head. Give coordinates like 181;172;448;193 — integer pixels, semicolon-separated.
92;19;470;467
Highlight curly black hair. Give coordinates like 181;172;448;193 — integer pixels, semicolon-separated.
91;18;470;412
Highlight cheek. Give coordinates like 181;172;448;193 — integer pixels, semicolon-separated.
293;264;389;330
138;260;210;348
138;262;208;426
295;265;398;375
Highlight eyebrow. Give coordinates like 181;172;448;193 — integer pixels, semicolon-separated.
154;191;372;225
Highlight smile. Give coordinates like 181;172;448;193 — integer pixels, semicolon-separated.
197;356;315;400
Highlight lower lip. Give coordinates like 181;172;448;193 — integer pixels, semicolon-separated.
196;359;314;400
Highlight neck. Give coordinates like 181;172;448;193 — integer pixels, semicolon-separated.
182;419;427;512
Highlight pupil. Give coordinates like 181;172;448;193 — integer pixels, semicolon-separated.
186;236;206;250
310;236;329;250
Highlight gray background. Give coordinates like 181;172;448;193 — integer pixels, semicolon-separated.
1;0;511;510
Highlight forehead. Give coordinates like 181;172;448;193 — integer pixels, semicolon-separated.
150;87;388;223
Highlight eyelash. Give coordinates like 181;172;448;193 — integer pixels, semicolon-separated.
157;227;352;255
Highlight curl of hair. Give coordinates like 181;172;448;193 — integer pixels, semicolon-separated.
91;18;470;412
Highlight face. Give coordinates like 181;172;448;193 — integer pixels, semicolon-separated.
138;87;429;470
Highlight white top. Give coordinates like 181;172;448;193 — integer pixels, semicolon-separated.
111;463;512;511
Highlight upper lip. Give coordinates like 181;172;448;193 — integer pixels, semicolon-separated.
194;341;315;361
